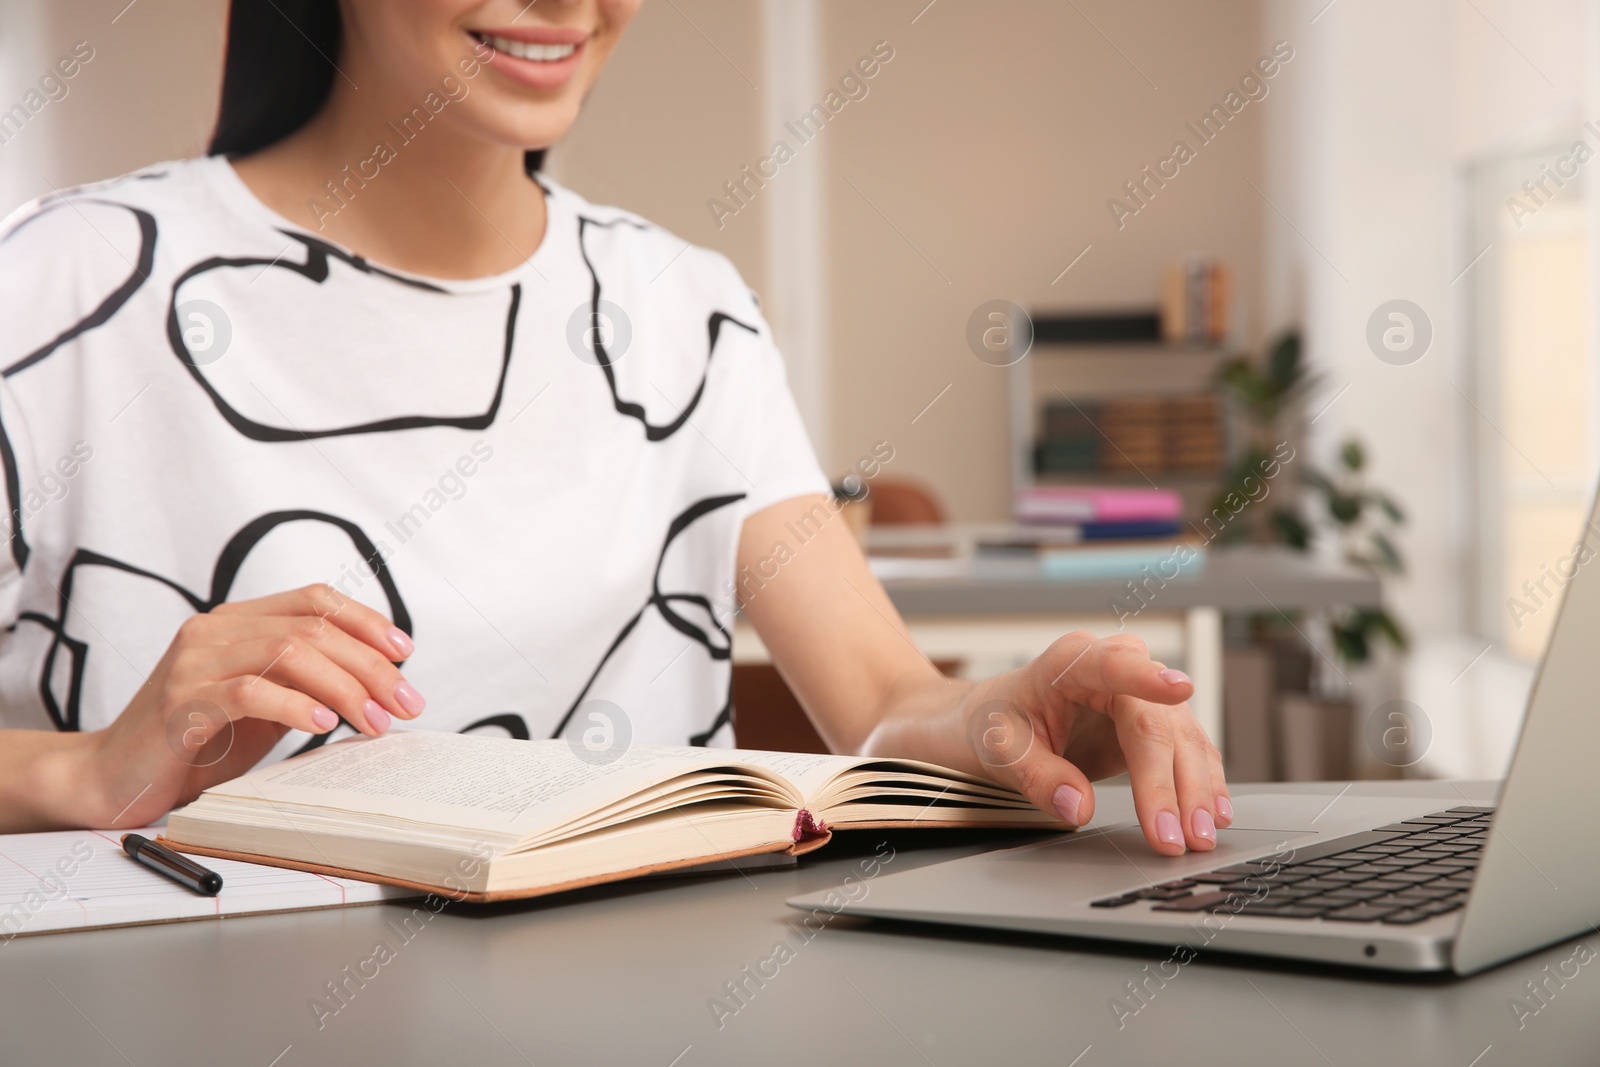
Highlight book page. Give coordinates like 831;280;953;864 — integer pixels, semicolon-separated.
0;828;407;939
199;732;779;838
728;748;1011;809
724;749;877;803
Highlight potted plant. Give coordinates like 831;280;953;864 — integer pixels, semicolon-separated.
1213;332;1408;779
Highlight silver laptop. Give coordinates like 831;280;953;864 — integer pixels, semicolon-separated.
788;489;1600;975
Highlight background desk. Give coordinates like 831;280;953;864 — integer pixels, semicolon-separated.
5;781;1592;1066
737;541;1384;758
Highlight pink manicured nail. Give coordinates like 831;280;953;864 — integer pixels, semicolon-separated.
1155;811;1184;848
1191;808;1217;844
1216;794;1234;824
311;706;338;732
364;701;391;734
388;627;415;659
1159;668;1191;686
394;680;426;715
1052;784;1084;826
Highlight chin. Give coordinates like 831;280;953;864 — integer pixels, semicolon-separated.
464;100;583;162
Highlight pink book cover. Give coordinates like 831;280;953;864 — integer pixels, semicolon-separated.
1016;487;1182;522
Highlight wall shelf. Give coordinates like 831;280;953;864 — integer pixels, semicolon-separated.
1011;308;1236;514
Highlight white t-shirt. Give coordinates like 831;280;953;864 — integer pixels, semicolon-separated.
0;157;828;762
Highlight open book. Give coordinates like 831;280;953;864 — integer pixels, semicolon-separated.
162;731;1063;902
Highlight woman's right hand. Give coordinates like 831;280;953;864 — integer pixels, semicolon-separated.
81;583;425;829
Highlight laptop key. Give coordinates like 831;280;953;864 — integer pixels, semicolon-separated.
1272;830;1411;866
1362;879;1415;892
1408;863;1469;877
1186;872;1242;885
1319;888;1384;903
1342;864;1402;878
1257;908;1326;919
1291;878;1349;892
1132;887;1195;901
1151;891;1243;912
1323;904;1402;922
1090;895;1140;908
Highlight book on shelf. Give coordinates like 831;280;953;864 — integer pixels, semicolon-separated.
1033;395;1223;478
162;732;1064;903
973;537;1207;582
1160;258;1232;344
1014;486;1183;525
1040;541;1204;581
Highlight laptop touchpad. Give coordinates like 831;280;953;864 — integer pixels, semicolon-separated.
996;824;1297;870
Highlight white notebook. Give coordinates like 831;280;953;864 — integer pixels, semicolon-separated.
0;827;414;939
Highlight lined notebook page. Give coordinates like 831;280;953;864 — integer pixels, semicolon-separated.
0;828;413;939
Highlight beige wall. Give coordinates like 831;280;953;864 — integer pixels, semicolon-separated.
0;0;226;210
554;0;1269;517
820;0;1265;517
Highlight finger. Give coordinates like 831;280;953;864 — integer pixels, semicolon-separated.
217;636;393;737
196;674;342;737
1167;706;1220;851
210;583;414;661
1208;742;1233;828
178;615;425;721
1109;696;1187;856
281;615;425;720
1034;631;1193;709
975;710;1097;828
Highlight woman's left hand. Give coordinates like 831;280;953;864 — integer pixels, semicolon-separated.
953;631;1232;856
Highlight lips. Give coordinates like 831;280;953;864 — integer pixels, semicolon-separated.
468;27;589;91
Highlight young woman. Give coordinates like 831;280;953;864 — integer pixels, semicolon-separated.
0;0;1230;855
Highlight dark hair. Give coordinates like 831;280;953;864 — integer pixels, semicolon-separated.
208;0;544;173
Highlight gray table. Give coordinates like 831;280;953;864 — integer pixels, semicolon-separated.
5;780;1593;1066
875;542;1383;617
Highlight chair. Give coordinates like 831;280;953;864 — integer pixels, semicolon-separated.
732;660;963;753
864;477;946;526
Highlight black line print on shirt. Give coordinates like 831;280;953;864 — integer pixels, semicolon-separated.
167;231;521;441
0;199;158;571
10;510;409;735
576;214;759;442
549;491;744;747
459;712;532;740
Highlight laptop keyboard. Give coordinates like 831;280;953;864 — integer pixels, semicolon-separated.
1090;806;1493;925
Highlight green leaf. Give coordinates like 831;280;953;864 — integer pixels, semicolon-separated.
1368;530;1404;572
1271;510;1312;550
1301;469;1338;497
1371;610;1408;650
1218;361;1272;409
1340;439;1365;472
1367;491;1405;524
1266;333;1303;393
1333;621;1369;664
1329;493;1362;524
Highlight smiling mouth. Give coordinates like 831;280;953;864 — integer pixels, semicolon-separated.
470;32;581;62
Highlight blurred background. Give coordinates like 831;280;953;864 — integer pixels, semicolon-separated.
3;0;1596;784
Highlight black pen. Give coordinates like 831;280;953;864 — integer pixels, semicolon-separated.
121;833;223;896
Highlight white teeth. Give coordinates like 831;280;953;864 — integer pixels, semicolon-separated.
481;34;577;62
